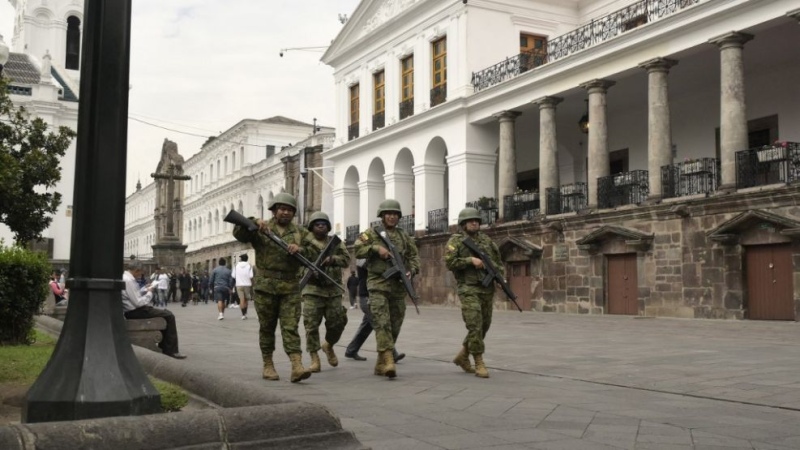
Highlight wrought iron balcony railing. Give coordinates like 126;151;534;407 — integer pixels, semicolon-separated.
736;142;800;189
598;170;649;209
661;158;719;199
427;208;449;234
399;214;415;235
503;192;540;221
399;99;414;120
345;225;360;245
372;112;385;131
430;83;447;107
472;0;703;92
545;182;587;215
465;198;498;225
348;122;359;141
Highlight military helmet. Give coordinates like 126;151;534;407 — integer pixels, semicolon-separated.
458;207;483;226
269;192;297;211
376;199;402;218
307;211;331;231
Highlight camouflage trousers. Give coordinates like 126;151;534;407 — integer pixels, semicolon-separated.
369;288;406;352
253;290;303;357
460;290;494;355
303;293;348;352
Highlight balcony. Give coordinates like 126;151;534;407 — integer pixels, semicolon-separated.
545;182;587;215
399;99;414;120
661;158;719;199
471;0;704;92
465;197;498;225
398;214;415;235
503;191;540;221
430;83;447;107
348;122;359;141
427;208;449;234
372;112;385;131
736;142;800;189
345;225;360;245
598;170;649;209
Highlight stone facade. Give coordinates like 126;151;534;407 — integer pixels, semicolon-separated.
414;185;800;320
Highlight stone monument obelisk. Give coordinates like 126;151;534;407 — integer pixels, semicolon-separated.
151;138;190;269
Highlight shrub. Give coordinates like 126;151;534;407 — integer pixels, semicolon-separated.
0;244;51;345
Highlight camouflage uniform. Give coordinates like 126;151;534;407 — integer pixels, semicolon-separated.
444;230;503;355
232;217;311;357
302;234;350;352
353;227;420;352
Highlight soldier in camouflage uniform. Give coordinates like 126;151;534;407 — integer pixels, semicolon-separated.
353;199;420;379
444;207;504;378
302;211;350;372
231;192;313;383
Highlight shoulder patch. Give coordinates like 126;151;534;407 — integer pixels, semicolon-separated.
447;244;456;251
359;233;370;242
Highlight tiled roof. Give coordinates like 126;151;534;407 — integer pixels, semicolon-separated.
260;116;313;127
3;53;41;85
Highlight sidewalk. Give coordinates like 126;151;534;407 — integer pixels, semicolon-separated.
173;302;800;449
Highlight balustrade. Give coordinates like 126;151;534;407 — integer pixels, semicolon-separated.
598;170;649;209
661;158;719;199
503;192;540;221
545;183;587;215
427;208;449;234
736;142;800;189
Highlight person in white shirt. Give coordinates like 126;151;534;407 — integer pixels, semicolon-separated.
156;269;169;308
233;254;254;320
121;261;186;359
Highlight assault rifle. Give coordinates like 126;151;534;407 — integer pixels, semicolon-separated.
375;227;420;314
299;235;343;290
462;237;522;312
224;210;344;291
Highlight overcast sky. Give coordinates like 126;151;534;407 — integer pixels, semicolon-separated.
0;0;361;195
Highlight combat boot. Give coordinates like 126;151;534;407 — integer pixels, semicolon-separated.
309;352;321;373
289;353;312;383
473;354;489;379
373;350;385;376
382;349;397;379
453;345;475;373
321;341;339;367
262;353;279;381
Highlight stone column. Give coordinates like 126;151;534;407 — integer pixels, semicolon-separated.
709;32;753;190
384;172;414;218
358;180;385;230
579;79;615;209
639;58;678;202
533;96;563;215
412;163;446;231
494;111;521;219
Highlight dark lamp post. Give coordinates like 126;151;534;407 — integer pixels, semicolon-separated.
22;0;161;423
578;99;589;134
0;34;9;75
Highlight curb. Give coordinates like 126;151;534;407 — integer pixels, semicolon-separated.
0;316;367;450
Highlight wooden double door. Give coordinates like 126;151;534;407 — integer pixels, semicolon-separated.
746;244;795;320
607;253;638;315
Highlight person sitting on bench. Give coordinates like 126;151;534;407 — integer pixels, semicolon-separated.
121;260;187;359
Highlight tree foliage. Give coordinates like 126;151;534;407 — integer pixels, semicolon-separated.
0;77;76;246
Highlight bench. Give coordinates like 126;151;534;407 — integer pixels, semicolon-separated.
50;306;167;353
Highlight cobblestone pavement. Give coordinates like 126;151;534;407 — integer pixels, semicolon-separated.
172;302;800;449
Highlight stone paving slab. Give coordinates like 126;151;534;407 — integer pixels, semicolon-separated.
170;302;800;449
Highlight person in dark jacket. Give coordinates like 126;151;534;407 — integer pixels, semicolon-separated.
346;270;359;309
178;268;192;307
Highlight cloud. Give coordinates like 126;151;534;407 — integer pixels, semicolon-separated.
0;0;360;195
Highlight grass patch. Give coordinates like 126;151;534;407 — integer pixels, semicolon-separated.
1;329;189;412
0;330;55;384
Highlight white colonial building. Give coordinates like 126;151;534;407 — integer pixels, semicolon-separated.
322;0;800;320
1;0;83;262
124;117;336;274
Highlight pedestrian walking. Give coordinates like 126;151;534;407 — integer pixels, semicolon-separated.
156;268;169;308
231;192;313;383
444;207;505;378
344;259;405;363
233;253;254;320
210;258;234;320
302;212;350;373
178;268;192;307
200;272;209;304
353;199;419;379
346;270;358;309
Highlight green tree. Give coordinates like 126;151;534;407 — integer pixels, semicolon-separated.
0;77;76;246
